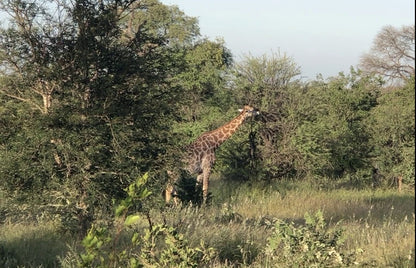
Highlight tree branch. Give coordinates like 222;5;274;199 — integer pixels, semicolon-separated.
0;88;45;114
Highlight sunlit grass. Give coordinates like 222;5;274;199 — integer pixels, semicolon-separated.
343;215;415;267
211;178;414;221
207;178;415;266
1;178;414;267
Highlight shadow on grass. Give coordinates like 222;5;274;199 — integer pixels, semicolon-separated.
0;224;71;268
322;192;415;226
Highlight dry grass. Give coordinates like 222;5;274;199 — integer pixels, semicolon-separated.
1;178;414;267
206;178;415;267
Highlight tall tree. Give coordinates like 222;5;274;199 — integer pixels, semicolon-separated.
220;52;301;180
0;0;212;232
0;0;69;114
291;69;380;178
360;25;415;85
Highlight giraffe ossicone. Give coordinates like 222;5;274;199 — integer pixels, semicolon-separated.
166;105;259;204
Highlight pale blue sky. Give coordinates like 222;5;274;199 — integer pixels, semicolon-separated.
160;0;415;80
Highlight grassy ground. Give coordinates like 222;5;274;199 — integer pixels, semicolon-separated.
1;178;414;267
208;178;415;266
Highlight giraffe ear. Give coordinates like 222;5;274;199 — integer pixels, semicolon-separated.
238;109;243;113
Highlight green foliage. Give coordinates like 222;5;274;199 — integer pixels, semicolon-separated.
116;172;152;218
227;56;382;181
139;224;217;268
222;52;301;180
170;39;234;150
79;225;112;267
173;171;208;206
77;172;216;268
291;70;380;178
232;51;301;108
2;0;411;239
77;173;151;267
365;77;415;184
1;181;414;267
79;221;217;268
0;2;414;266
0;0;227;233
265;210;360;267
119;0;200;46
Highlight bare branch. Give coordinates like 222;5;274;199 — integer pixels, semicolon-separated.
360;25;415;85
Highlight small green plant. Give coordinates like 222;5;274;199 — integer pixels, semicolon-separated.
78;173;152;267
77;172;217;267
265;210;361;267
79;225;113;267
139;224;216;267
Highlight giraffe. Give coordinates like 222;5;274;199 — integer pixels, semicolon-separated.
166;105;259;204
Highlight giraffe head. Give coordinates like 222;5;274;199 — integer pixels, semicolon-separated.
239;105;260;119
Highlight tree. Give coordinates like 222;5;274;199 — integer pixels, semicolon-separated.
0;0;69;114
365;77;415;185
360;25;415;85
218;52;301;180
0;0;220;233
291;69;380;178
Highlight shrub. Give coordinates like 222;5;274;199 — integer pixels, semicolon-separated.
139;224;216;268
174;171;209;206
75;173;217;268
264;210;361;267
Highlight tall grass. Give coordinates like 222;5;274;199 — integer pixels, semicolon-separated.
208;177;415;266
0;178;414;267
0;221;72;267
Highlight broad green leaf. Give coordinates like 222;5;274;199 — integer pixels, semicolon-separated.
124;214;140;226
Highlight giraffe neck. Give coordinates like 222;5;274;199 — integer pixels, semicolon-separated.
207;111;246;149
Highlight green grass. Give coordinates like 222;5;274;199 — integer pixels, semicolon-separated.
1;178;414;267
0;221;72;267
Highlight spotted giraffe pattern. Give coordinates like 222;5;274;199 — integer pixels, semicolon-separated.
166;105;259;203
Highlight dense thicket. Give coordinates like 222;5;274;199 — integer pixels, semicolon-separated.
0;0;414;233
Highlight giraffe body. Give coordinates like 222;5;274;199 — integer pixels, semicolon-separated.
166;105;259;204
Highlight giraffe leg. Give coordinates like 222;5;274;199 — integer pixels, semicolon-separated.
165;183;179;205
195;171;209;204
195;173;204;202
196;173;204;185
200;154;215;204
165;183;173;203
201;167;211;204
166;171;179;205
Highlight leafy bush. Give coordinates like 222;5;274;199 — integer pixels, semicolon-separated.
173;171;207;206
265;210;361;267
75;173;217;268
365;77;415;185
139;224;216;268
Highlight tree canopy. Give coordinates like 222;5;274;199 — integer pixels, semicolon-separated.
360;25;415;85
